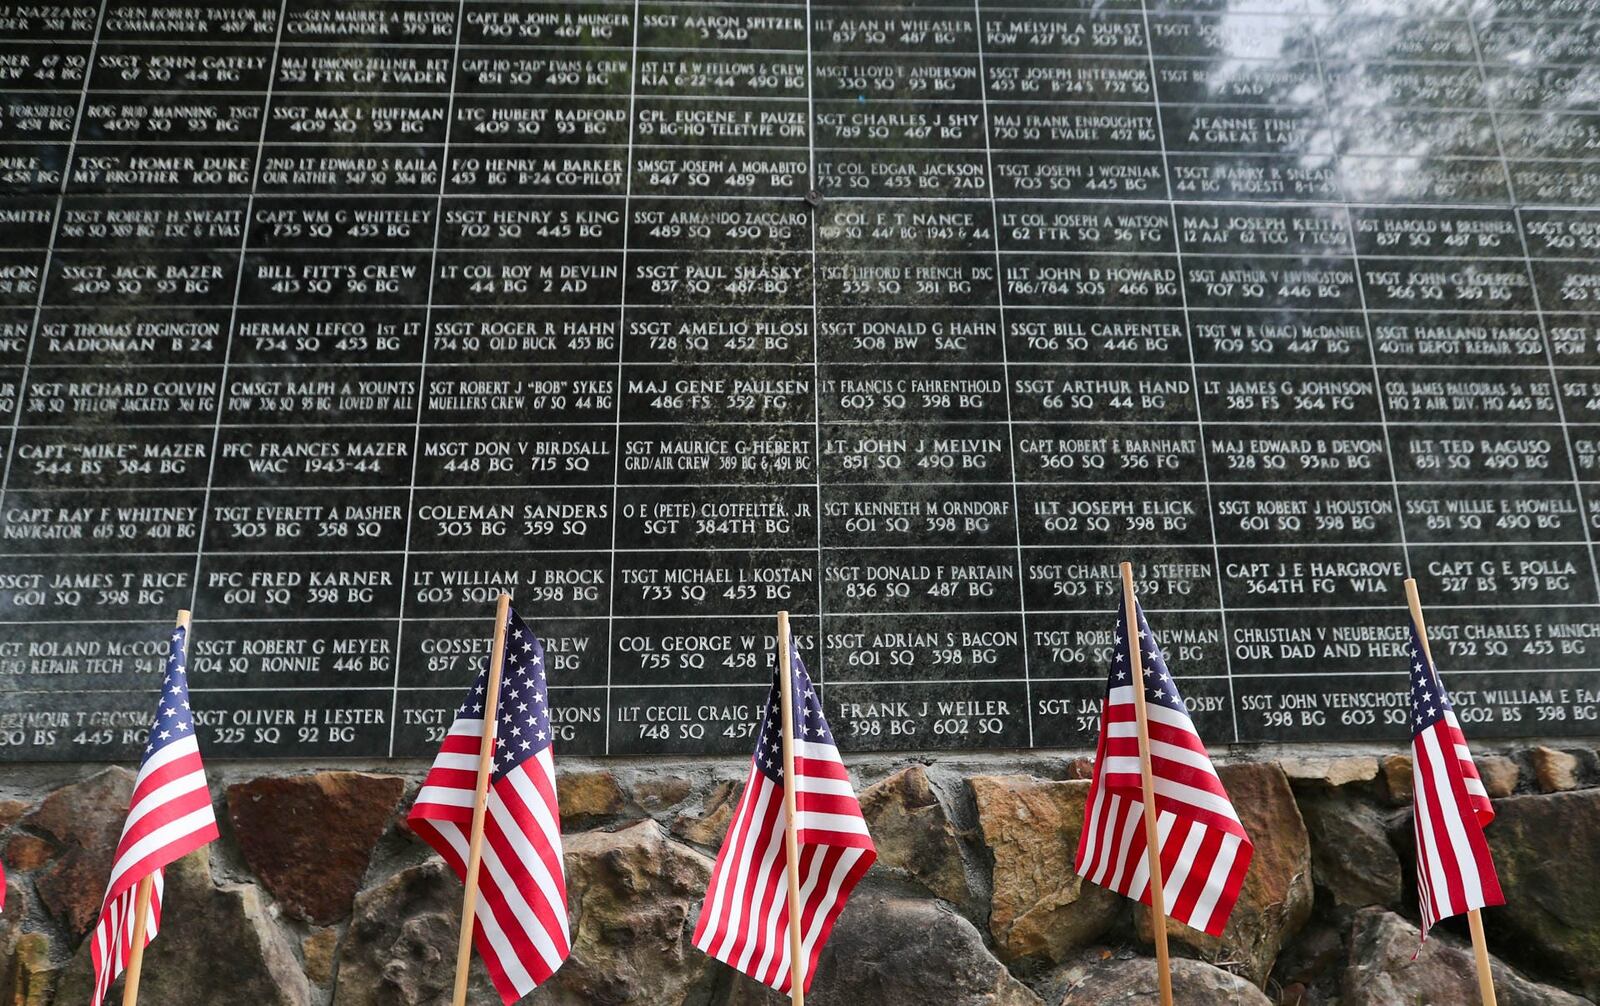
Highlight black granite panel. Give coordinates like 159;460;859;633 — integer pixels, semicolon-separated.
1;0;1598;759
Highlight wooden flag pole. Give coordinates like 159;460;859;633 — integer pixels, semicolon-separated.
1120;563;1174;1006
122;608;190;1006
1405;578;1498;1006
120;876;154;1006
1466;910;1498;1006
451;593;513;1006
776;610;807;1006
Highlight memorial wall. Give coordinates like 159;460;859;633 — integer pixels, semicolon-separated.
2;0;1600;760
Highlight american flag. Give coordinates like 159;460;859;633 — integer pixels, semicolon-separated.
1074;599;1253;937
694;640;876;994
408;607;569;1003
1407;621;1503;937
89;623;219;1004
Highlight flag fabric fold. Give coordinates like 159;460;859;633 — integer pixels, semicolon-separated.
89;622;219;1004
1074;598;1253;937
693;639;875;994
1407;622;1503;938
407;606;570;1004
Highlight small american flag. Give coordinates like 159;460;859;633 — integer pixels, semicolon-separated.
694;640;875;994
1075;599;1253;936
1407;622;1503;937
408;607;570;1003
89;622;219;1004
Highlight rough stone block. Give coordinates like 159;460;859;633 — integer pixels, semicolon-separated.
227;771;406;925
970;775;1120;964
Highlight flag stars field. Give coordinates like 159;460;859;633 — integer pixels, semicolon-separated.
1076;596;1254;944
409;604;571;1004
1404;612;1502;939
1403;579;1504;1004
90;615;220;1005
694;635;875;997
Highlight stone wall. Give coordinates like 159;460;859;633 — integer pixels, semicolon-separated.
2;743;1597;1006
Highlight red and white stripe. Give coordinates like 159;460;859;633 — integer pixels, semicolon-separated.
1075;685;1253;937
89;733;218;1004
408;717;570;1002
694;738;876;994
1413;710;1502;935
